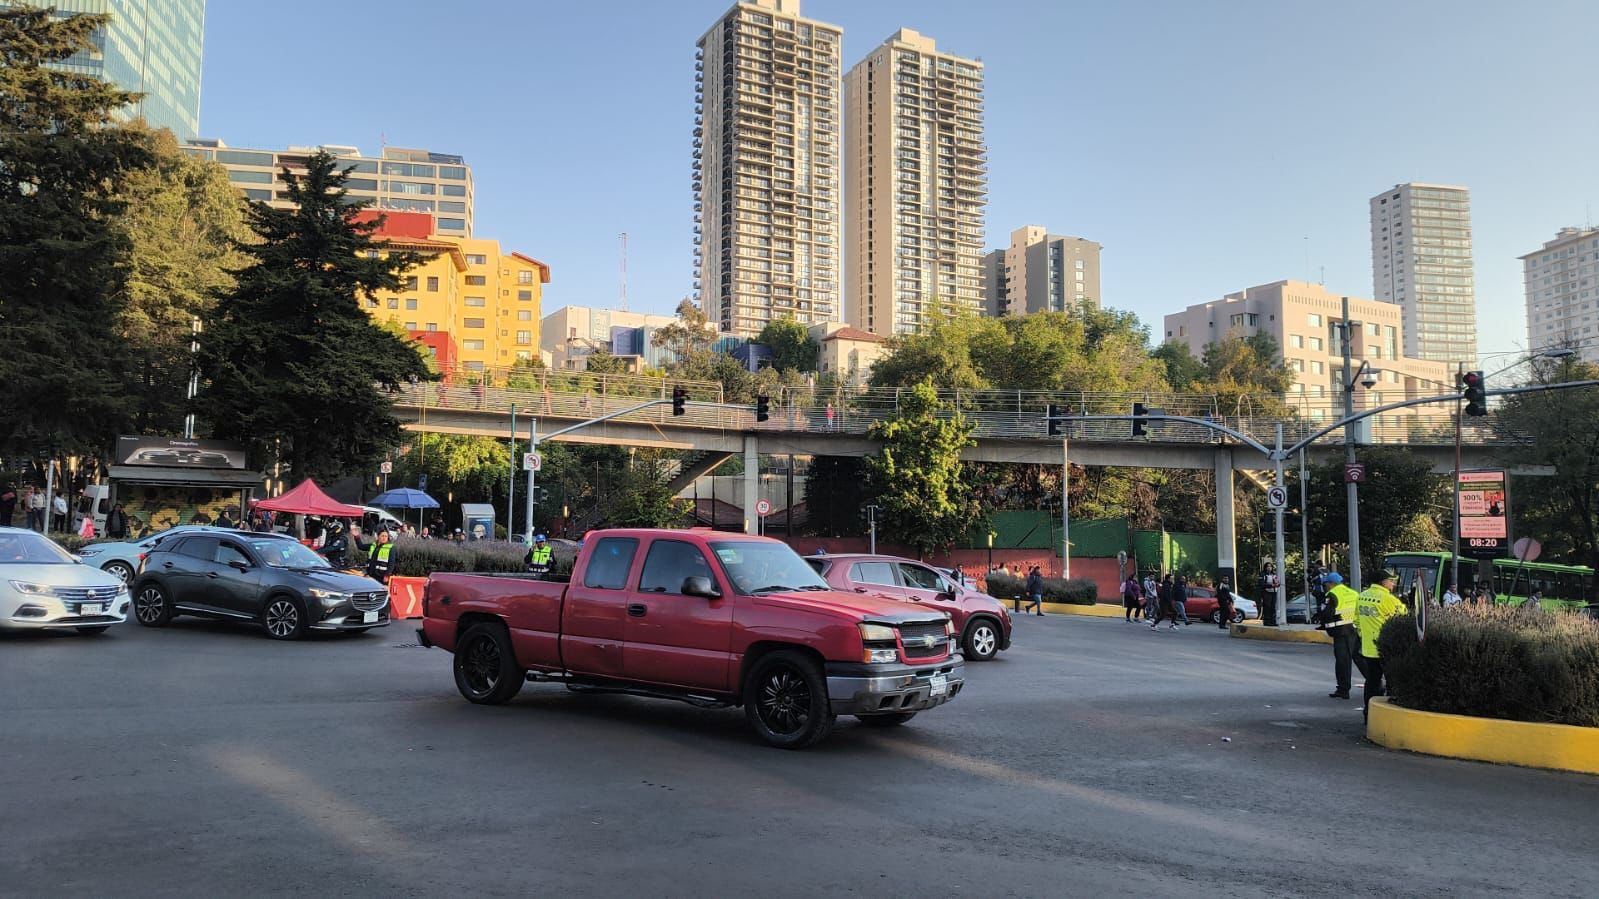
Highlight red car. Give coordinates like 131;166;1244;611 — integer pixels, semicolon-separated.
805;554;1012;661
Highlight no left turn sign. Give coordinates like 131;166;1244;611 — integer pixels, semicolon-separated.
1267;486;1288;510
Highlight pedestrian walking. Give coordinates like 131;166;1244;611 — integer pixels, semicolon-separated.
1173;574;1191;625
1318;572;1364;700
105;503;129;539
1356;569;1405;720
1142;573;1157;612
1022;566;1045;616
25;486;44;532
1215;579;1235;629
1149;574;1180;630
0;484;15;527
1122;574;1143;621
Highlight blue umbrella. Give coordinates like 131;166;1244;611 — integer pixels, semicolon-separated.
368;487;440;510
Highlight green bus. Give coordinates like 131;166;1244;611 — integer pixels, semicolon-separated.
1384;552;1596;612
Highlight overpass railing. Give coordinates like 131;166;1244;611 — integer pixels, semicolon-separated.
394;375;1517;449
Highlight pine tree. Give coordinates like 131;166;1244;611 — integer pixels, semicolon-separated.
0;6;152;456
196;151;436;481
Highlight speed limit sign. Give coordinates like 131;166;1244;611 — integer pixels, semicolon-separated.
1266;486;1288;510
755;499;772;516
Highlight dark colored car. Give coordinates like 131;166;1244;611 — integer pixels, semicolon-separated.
130;532;390;640
806;553;1012;661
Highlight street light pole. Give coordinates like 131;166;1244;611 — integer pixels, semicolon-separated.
1340;296;1363;591
1061;434;1071;579
1274;423;1288;625
508;404;517;538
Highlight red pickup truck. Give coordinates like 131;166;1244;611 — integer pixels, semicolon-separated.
418;529;966;748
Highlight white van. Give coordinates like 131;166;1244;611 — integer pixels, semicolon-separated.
362;506;406;533
73;485;111;535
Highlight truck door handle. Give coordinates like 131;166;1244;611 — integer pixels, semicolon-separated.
854;587;869;594
627;603;648;617
206;572;219;579
162;562;173;569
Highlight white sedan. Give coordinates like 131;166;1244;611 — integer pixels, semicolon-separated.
0;528;130;635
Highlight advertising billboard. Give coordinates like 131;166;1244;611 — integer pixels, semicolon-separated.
115;436;247;470
1457;469;1509;558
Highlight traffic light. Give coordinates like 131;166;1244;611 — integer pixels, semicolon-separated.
1461;370;1487;417
1131;402;1148;437
755;394;770;422
672;386;687;416
1047;404;1064;437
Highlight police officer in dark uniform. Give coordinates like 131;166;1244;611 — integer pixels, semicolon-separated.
320;520;349;570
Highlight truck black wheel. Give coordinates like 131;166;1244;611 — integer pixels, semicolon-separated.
454;623;524;705
856;712;916;727
743;650;834;749
963;618;1000;661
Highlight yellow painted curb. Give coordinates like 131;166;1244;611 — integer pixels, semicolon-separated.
1367;698;1599;776
1227;622;1332;644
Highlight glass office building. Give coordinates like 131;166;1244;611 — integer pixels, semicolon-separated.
4;0;206;141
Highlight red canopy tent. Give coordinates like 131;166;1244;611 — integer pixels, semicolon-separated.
254;479;364;517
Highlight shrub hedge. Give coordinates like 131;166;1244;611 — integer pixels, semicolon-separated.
1379;604;1599;728
388;537;577;579
984;571;1098;605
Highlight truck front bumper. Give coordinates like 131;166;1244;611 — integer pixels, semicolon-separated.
824;657;965;716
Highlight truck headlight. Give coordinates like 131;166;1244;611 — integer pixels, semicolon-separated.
8;581;56;596
309;588;352;606
864;648;899;664
858;622;896;642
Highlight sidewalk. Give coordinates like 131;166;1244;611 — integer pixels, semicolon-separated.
1227;621;1332;644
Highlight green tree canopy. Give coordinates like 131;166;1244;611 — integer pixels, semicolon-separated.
865;379;981;557
755;318;818;373
650;298;719;362
0;6;152;455
1305;445;1447;581
1193;333;1296;416
196;151;436;481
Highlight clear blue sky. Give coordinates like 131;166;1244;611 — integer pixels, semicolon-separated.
200;0;1599;360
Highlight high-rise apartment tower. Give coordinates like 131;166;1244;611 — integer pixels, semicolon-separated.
844;28;986;335
983;226;1100;316
1522;227;1599;366
694;0;843;336
1369;182;1477;364
3;0;207;141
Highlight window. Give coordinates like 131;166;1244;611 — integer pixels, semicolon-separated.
465;275;486;286
898;563;945;591
439;165;467;180
1309;337;1324;351
216;150;273;167
516;331;532;345
173;537;219;560
405;298;417;310
426;323;438;332
638;540;715;594
1311;361;1324;374
227;169;272;184
1290;335;1304;349
851;561;898;586
465;296;486;307
380;162;435;178
404;276;418;291
387;298;399;309
438;217;466;231
438;201;466;213
517;310;532;321
464;318;485;329
463;339;485;350
426;276;438;292
215;542;250;567
518;290;533;301
442;184;467;197
517;271;534;285
404;322;417;330
463;361;485;371
1307;313;1322;327
583;537;639;590
242;189;270;201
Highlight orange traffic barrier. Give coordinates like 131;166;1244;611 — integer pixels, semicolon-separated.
388;576;427;619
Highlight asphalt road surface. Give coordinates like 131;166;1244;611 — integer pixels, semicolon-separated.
3;611;1597;897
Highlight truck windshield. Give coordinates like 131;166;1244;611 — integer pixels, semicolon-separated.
710;541;830;595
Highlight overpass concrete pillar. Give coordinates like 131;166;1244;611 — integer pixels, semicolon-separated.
1215;448;1237;588
743;434;759;535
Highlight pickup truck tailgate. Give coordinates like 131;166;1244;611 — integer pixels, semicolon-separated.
423;573;565;669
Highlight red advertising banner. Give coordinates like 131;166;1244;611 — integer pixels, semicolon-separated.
1458;469;1509;557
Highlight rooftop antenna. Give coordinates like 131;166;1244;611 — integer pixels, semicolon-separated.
620;232;629;312
1319;265;1325;286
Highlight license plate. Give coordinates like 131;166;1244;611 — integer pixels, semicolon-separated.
362;610;378;624
929;673;948;697
79;603;103;615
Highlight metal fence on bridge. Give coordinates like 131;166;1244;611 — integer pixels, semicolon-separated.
395;367;1515;450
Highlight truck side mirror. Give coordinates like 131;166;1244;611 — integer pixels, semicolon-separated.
682;576;721;599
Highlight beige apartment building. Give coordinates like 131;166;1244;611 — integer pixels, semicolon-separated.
983;226;1100;316
844;28;986;336
809;322;887;385
1163;280;1454;423
1522;227;1599;366
540;306;682;372
184;140;475;236
694;0;843;336
1369;182;1477;364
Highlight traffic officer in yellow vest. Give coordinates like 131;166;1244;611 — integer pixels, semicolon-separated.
365;527;395;584
1356;569;1406;719
1319;572;1365;700
525;534;553;576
